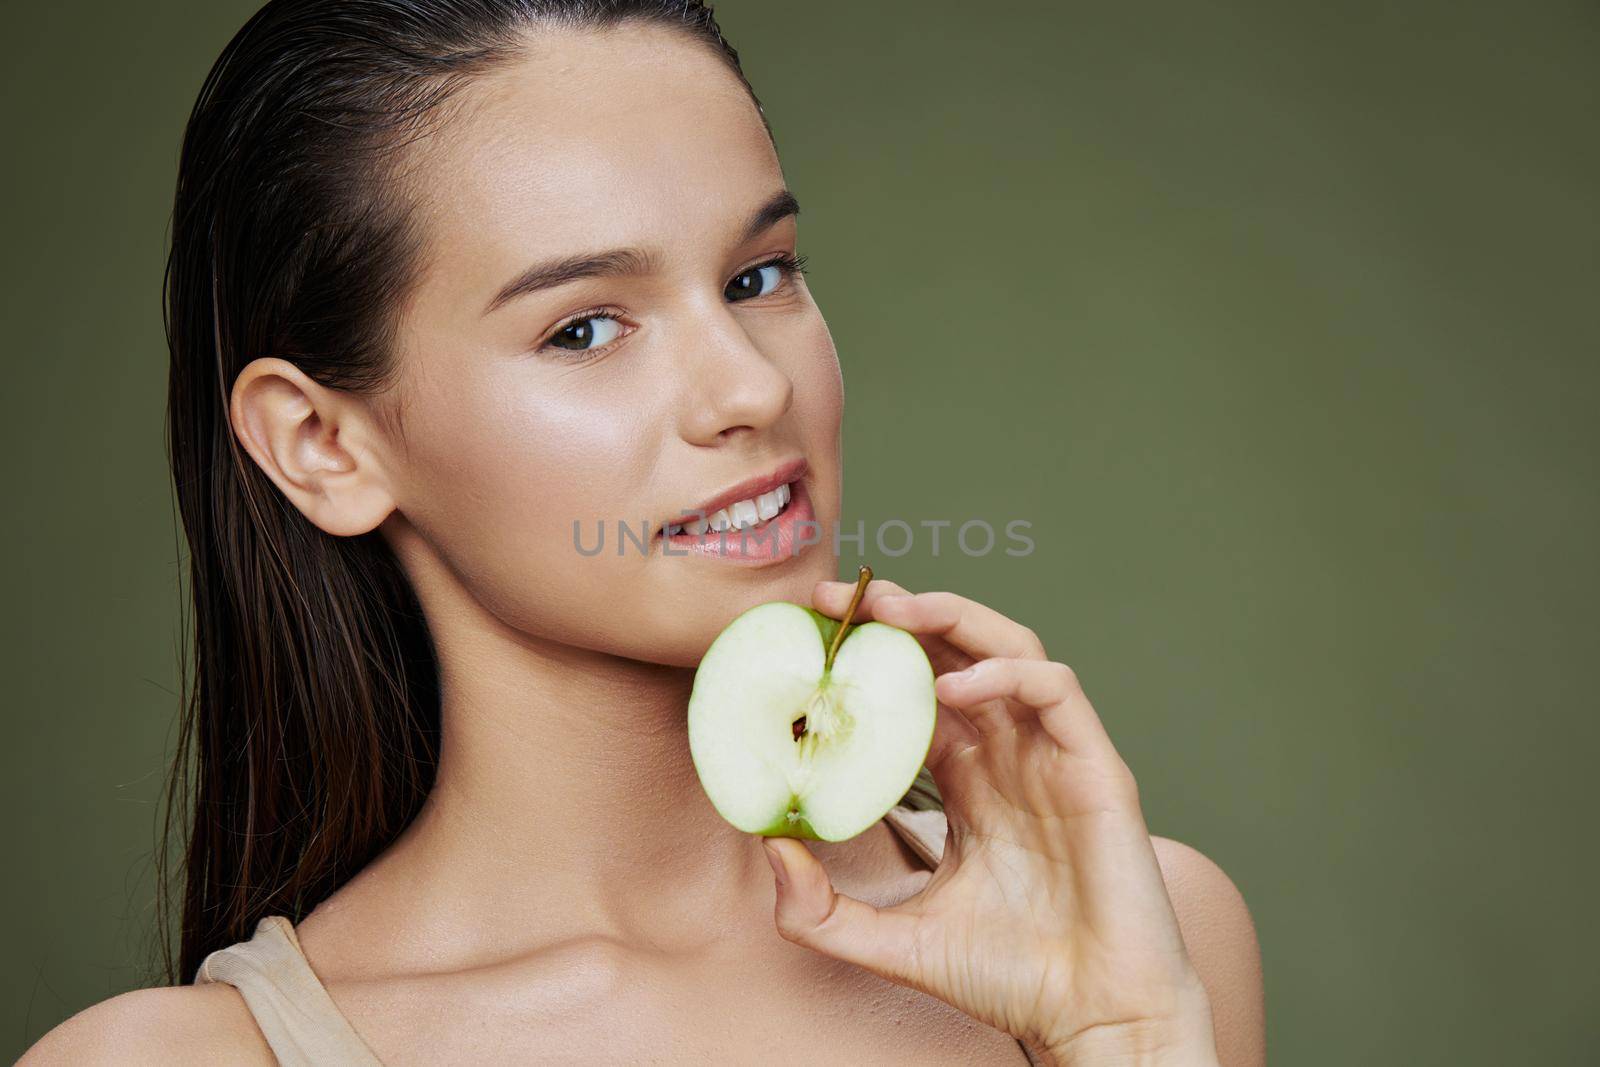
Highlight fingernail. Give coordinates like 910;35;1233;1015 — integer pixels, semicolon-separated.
762;841;788;885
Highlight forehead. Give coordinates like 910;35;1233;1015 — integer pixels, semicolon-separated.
410;23;780;284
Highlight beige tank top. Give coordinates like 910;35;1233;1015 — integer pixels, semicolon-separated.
194;805;1040;1065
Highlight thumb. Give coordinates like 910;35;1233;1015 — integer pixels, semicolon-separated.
760;837;921;987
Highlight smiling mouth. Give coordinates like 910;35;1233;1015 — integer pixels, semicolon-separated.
656;457;808;540
663;480;795;537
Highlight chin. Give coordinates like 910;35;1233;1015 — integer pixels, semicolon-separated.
626;553;835;669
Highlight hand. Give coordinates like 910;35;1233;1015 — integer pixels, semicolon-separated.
758;578;1220;1066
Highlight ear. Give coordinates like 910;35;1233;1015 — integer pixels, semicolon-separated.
229;357;397;537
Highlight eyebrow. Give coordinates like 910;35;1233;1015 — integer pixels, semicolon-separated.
482;188;802;316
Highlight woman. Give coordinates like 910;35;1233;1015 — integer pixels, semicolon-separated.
24;1;1263;1063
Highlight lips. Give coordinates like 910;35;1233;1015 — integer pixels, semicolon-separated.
656;456;809;538
660;474;818;564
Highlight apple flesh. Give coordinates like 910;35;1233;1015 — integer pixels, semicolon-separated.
688;600;937;841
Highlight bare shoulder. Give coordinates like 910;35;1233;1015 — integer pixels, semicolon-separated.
1150;836;1266;1067
17;983;275;1066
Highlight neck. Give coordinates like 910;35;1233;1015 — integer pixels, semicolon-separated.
311;559;782;971
435;622;760;883
401;622;773;952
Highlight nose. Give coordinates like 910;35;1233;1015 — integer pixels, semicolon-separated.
676;302;795;445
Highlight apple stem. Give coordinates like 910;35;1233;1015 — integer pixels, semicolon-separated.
824;564;873;673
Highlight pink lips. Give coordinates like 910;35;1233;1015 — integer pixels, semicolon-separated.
658;457;808;534
660;474;817;564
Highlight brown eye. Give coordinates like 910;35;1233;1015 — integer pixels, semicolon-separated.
725;262;784;301
545;313;624;352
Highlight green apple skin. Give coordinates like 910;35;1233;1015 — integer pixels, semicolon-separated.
687;601;937;843
752;807;822;840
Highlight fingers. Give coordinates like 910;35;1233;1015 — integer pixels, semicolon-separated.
760;837;923;989
815;580;1047;664
813;576;914;622
935;657;1115;756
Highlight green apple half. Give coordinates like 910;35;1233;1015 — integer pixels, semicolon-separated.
687;598;937;842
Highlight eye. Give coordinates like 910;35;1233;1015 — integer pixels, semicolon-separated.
535;252;810;359
541;311;625;354
726;252;809;302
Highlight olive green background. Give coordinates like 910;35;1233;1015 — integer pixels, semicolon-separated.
4;0;1595;1061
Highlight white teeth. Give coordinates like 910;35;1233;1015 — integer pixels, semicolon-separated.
729;499;761;530
672;482;795;537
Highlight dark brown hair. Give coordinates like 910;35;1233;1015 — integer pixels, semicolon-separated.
157;0;771;985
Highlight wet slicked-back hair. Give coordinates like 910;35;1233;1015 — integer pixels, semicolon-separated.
159;0;771;984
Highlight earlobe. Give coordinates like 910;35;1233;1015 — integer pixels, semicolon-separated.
229;357;396;537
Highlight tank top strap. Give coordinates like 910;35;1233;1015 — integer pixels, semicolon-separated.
193;914;384;1066
882;802;951;869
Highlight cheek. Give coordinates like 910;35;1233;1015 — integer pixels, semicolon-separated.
800;312;843;418
790;320;844;501
394;360;657;638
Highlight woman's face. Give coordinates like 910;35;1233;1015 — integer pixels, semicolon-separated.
377;23;843;668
